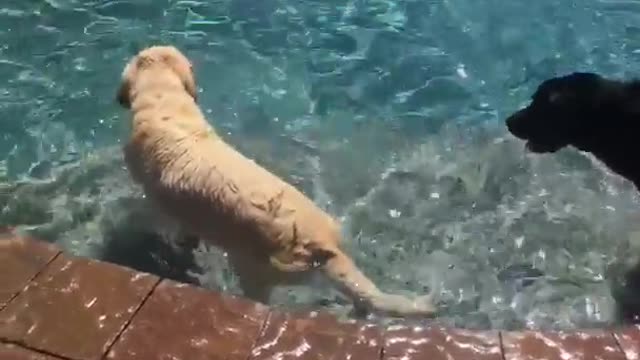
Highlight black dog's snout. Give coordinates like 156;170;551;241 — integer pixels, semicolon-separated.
505;111;525;138
505;115;515;131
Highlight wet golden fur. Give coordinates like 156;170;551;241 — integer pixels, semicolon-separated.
116;45;435;316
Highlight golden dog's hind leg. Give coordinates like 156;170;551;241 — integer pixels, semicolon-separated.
228;251;281;304
237;273;273;304
321;248;437;317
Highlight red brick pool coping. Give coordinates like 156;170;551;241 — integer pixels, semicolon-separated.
1;228;640;360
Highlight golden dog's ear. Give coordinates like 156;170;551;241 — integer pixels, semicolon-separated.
116;79;131;108
174;59;198;102
158;49;198;102
116;60;136;109
183;69;198;102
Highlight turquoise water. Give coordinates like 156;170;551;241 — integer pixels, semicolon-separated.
3;0;640;330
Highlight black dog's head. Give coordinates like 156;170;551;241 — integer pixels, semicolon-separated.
506;72;609;153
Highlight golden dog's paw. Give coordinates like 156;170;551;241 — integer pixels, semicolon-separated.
372;292;438;317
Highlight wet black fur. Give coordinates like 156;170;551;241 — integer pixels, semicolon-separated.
506;72;640;190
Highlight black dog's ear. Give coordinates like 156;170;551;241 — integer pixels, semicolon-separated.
541;72;603;105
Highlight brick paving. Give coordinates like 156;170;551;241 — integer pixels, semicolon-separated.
1;228;637;360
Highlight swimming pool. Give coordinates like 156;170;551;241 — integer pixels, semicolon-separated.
2;0;640;330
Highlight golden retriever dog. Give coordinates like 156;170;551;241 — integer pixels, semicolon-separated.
116;45;436;317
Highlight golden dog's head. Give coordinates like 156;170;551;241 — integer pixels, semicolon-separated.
116;45;198;108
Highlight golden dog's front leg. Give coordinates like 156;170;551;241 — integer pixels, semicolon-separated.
322;248;437;317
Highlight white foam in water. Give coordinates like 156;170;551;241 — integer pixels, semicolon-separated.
1;0;640;330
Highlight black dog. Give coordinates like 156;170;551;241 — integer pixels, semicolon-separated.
506;72;640;190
